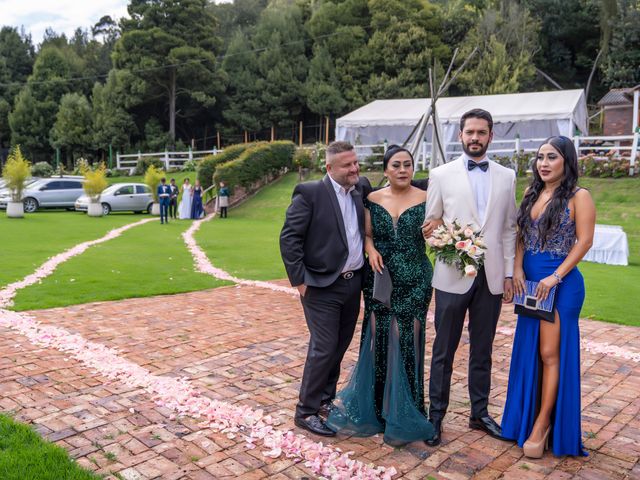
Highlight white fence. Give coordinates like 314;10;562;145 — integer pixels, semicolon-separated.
116;148;223;173
355;133;640;175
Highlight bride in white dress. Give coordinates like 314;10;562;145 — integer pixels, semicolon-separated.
178;179;193;219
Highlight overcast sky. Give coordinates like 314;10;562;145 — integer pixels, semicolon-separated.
0;0;232;46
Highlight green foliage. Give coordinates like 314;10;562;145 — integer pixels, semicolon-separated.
143;165;165;201
82;163;108;199
91;70;137;152
142;118;172;152
113;0;225;143
456;4;539;95
601;0;640;88
213;141;295;194
293;148;314;169
50;92;93;160
135;157;164;176
197;143;250;190
2;145;31;201
579;154;638;178
31;161;54;177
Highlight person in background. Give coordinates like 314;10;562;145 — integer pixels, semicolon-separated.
191;179;204;219
157;178;171;224
218;181;230;218
169;178;179;219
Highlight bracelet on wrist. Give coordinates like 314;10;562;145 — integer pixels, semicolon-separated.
552;271;562;283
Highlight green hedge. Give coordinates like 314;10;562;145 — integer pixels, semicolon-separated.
213;141;295;194
197;143;255;190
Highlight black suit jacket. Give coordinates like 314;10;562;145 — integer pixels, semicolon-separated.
280;175;372;288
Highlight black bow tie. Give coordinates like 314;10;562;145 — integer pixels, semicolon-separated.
468;160;489;172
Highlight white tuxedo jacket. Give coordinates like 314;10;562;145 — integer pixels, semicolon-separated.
425;156;517;295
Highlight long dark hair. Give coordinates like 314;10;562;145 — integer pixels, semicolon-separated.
517;136;579;245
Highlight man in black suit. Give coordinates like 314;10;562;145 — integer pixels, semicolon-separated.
168;178;179;219
280;141;371;437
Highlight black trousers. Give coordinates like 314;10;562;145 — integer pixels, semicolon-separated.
169;199;177;218
220;206;228;218
429;269;502;421
296;270;363;419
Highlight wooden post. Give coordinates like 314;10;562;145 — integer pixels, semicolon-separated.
244;131;248;143
191;138;195;149
271;126;275;142
325;116;330;145
299;121;303;147
216;131;221;150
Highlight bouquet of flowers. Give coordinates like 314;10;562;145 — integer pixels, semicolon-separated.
427;220;486;277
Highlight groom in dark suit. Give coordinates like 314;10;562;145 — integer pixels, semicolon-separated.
280;141;371;437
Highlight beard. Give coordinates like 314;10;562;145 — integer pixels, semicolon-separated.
462;140;489;159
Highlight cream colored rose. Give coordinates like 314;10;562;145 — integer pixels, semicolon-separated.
464;265;478;277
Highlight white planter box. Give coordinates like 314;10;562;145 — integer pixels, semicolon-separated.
151;202;160;215
6;201;24;218
87;202;103;217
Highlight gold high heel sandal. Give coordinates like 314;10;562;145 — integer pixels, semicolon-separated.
522;425;551;459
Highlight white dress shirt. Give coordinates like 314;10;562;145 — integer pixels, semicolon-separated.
328;175;364;272
464;154;492;225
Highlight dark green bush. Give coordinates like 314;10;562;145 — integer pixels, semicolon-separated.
197;143;254;190
213;141;295;194
134;157;164;176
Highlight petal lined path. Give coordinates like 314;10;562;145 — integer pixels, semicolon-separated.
1;284;640;479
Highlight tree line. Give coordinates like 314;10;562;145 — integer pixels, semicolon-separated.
0;0;638;166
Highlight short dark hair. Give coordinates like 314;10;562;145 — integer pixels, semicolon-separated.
170;178;175;182
326;141;354;163
383;145;414;170
460;109;493;132
161;177;166;182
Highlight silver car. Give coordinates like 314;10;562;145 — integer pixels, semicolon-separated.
75;183;154;215
0;177;84;212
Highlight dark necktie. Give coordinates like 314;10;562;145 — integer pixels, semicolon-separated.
468;160;489;172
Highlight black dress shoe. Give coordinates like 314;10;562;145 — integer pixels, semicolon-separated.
425;418;442;447
469;415;505;440
294;414;336;437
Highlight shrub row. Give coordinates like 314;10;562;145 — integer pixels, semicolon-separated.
197;143;253;190
213;141;295;195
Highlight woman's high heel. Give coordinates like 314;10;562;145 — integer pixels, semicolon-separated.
522;425;551;459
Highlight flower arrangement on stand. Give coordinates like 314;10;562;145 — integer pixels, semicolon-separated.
2;146;31;218
427;220;486;277
82;163;108;217
144;164;165;215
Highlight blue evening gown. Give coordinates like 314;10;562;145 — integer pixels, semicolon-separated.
502;200;588;457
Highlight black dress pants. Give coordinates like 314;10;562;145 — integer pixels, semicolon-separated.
295;270;362;419
428;269;502;421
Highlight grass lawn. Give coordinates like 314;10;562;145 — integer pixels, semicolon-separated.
0;414;100;480
0;212;140;288
10;216;228;311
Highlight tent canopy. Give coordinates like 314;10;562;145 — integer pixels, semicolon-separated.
336;89;588;151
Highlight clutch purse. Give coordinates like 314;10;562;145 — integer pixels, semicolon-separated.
372;268;393;309
513;280;557;322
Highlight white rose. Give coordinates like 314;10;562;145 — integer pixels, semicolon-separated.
463;227;474;238
464;265;478;277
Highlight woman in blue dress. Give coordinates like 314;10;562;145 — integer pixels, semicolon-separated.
191;179;204;219
502;136;595;458
326;146;436;446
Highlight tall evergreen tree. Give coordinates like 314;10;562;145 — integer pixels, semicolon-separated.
50;93;93;164
113;0;225;145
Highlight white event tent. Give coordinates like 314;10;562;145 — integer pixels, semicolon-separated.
335;89;588;159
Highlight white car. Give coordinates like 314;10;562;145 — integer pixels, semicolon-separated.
75;183;154;215
0;177;83;212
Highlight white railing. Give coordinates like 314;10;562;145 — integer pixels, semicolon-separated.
116;148;224;173
353;133;640;175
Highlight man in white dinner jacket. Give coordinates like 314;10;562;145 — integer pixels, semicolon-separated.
422;108;517;446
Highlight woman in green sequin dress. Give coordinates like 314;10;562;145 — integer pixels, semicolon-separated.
327;146;436;445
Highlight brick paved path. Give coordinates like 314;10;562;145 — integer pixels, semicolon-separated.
1;284;639;479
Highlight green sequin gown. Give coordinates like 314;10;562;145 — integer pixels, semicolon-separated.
327;199;435;445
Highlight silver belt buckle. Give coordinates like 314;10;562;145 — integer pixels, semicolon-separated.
342;271;354;280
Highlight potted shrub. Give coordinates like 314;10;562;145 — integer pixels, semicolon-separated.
144;164;164;215
2;146;31;218
82;163;108;217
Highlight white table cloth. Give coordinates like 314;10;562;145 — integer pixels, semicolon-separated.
583;224;629;266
